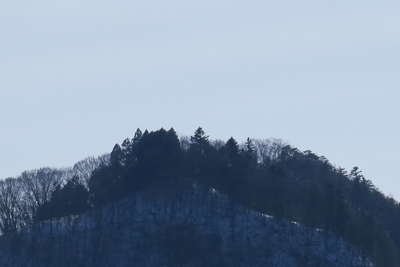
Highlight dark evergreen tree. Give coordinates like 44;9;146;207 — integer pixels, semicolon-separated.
243;137;257;170
56;176;89;217
89;164;124;207
130;128;143;163
121;138;132;164
188;127;211;178
350;166;363;183
132;128;143;146
223;137;239;164
219;137;242;196
189;127;210;155
37;176;89;220
135;128;182;185
110;144;124;167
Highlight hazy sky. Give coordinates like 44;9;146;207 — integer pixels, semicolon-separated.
1;1;400;199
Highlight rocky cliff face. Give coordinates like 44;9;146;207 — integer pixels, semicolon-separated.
0;182;374;266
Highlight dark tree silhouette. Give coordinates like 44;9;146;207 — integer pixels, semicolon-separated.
37;176;89;220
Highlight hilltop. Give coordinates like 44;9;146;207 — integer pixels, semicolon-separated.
0;127;399;266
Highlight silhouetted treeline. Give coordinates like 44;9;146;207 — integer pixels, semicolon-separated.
0;154;109;233
1;127;400;266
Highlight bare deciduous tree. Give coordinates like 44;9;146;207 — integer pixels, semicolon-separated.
19;167;64;220
72;154;110;188
0;178;23;234
253;138;286;166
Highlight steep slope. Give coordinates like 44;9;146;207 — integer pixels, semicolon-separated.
0;181;374;267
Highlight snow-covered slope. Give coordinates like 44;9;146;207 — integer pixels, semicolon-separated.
0;182;374;266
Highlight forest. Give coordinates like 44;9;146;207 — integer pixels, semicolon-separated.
0;127;399;266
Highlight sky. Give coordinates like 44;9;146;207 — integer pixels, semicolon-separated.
1;1;400;199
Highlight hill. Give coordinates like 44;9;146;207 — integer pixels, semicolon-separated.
0;181;375;266
0;127;399;266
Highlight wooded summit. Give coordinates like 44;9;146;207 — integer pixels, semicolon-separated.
0;127;398;266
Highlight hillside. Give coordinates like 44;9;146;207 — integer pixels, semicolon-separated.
0;127;399;266
0;181;374;266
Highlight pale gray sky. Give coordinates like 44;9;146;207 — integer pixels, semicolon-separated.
1;1;400;198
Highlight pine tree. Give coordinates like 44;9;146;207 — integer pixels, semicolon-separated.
243;137;257;170
188;127;211;178
190;127;210;155
110;144;124;167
